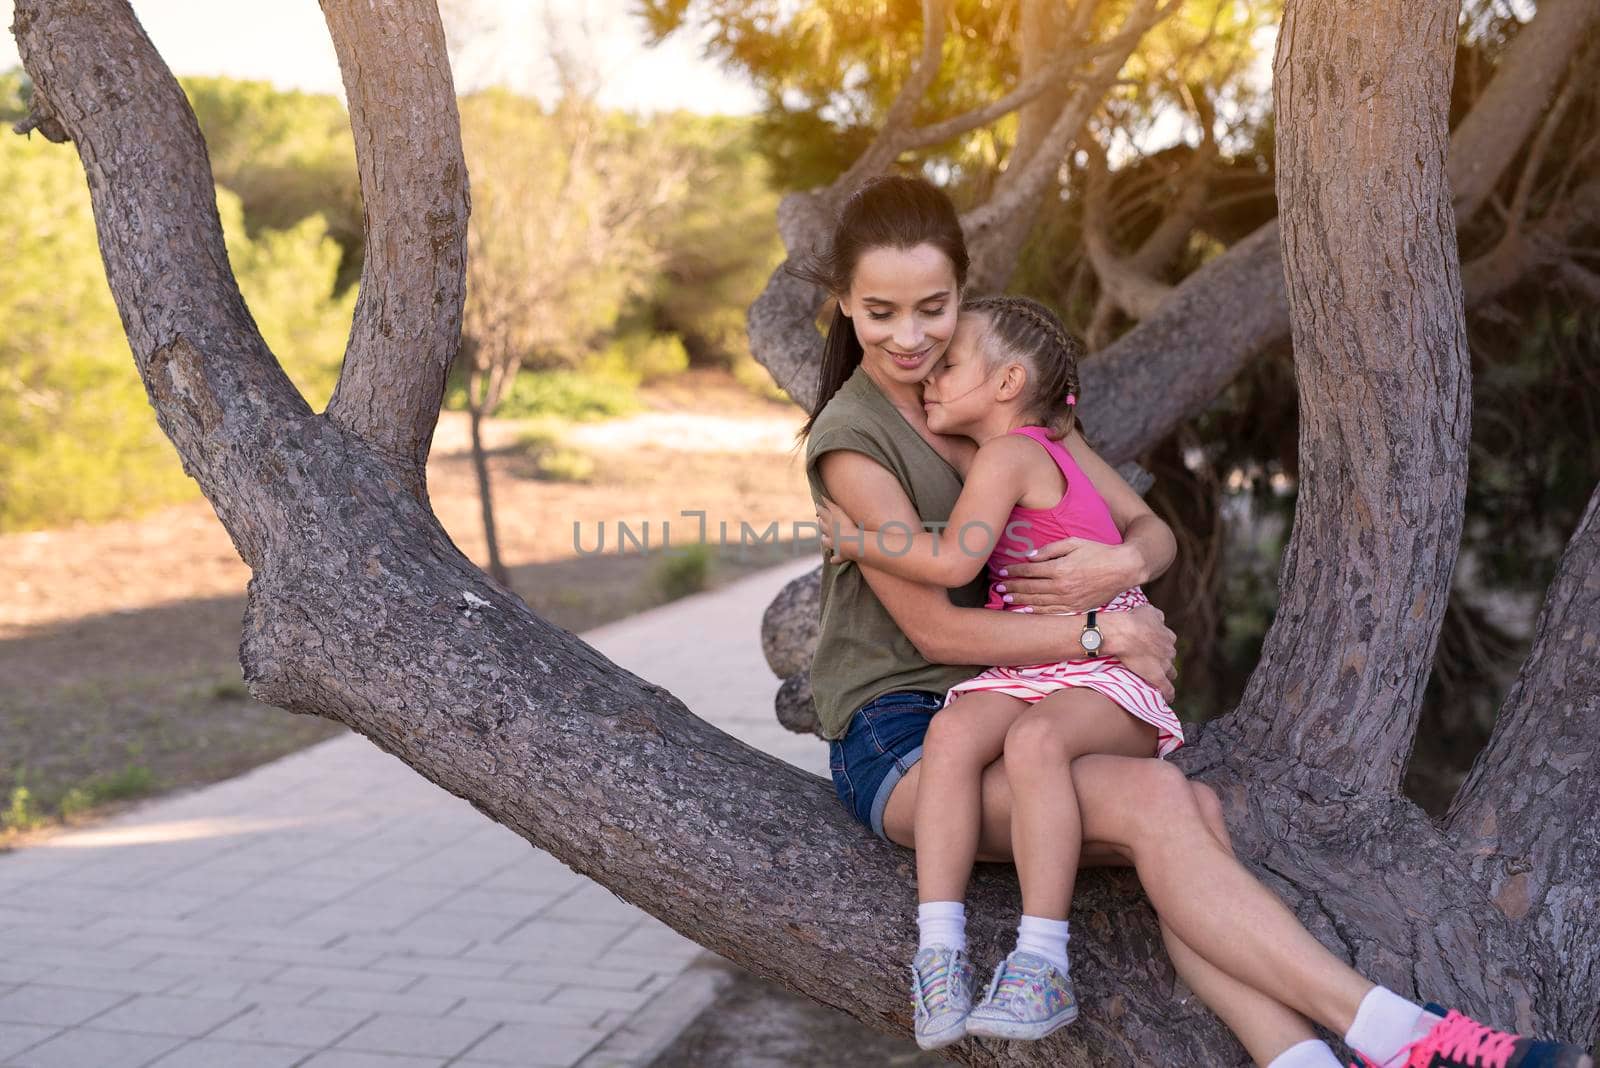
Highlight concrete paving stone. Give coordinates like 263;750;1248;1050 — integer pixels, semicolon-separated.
0;986;130;1027
0;1023;58;1062
137;956;289;983
457;1022;606;1067
247;876;368;904
388;912;525;944
78;916;223;940
86;995;251;1037
571;1055;642;1068
290;904;431;935
401;976;561;1004
239;944;383;970
31;967;183;996
114;935;245;961
368;955;510;980
545;987;656;1013
290;858;405;883
323;884;456;917
54;861;171;890
144;1038;310;1068
304;989;463;1017
502;965;649;992
335;1013;497;1057
6;1026;183;1068
446;999;603;1029
0;904;108;931
296;1050;448;1068
146;870;264;898
210;1004;374;1047
209;924;342;948
0;967;49;987
181;895;319;927
477;865;584;895
604;926;703;958
592;950;708;976
326;933;473;959
0;925;124;949
270;966;412;994
0;944;160;973
159;980;319;1006
490;921;633;957
441;889;560;918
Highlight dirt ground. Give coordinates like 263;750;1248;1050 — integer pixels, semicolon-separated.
0;371;817;840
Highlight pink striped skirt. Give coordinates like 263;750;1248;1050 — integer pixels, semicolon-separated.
942;588;1184;758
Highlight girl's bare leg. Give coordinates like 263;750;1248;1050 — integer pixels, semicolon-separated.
914;693;1025;903
1004;690;1156;918
884;765;1334;1067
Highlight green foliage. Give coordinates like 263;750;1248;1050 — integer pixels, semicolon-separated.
2;783;44;833
655;541;714;599
515;425;598;484
57;765;156;819
450;367;640;422
0;77;355;532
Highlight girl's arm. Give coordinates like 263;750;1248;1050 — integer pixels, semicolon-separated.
996;430;1177;614
815;449;1177;698
816;437;1030;588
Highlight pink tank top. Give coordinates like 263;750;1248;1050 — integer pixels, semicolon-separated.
983;426;1122;610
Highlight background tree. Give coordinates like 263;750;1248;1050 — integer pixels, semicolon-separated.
8;1;1598;1066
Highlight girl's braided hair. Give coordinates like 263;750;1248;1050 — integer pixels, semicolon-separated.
962;295;1085;441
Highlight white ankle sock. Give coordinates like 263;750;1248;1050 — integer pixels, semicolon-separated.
1267;1038;1343;1068
1344;986;1437;1068
1014;915;1071;974
917;901;967;954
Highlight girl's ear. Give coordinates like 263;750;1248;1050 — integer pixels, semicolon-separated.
836;294;853;319
997;362;1028;401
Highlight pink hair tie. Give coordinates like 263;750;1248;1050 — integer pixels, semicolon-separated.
1064;393;1077;406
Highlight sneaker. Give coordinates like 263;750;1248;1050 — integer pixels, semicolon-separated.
909;945;976;1050
964;949;1078;1041
1352;1005;1594;1068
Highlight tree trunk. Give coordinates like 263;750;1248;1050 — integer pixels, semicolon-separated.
12;1;1599;1065
1209;0;1472;795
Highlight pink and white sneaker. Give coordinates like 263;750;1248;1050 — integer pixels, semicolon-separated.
1353;1005;1593;1068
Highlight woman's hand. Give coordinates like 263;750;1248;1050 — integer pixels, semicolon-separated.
816;496;863;563
1096;604;1177;702
994;538;1145;614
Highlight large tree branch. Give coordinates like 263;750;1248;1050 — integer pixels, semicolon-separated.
1207;0;1471;796
833;0;949;192
10;0;310;570
1448;0;1600;219
1461;177;1600;305
1446;483;1600;1038
1076;0;1598;463
321;0;470;502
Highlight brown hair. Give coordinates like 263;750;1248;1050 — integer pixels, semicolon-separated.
962;295;1084;441
792;176;970;439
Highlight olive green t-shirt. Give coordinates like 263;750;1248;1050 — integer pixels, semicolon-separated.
804;365;987;740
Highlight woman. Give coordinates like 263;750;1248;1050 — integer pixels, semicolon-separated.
799;174;1591;1068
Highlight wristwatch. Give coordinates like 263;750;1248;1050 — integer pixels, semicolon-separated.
1079;610;1103;658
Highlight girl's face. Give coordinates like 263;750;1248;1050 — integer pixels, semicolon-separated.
920;317;1001;436
839;243;959;388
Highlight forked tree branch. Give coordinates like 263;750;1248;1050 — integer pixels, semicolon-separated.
320;0;471;501
834;0;949;191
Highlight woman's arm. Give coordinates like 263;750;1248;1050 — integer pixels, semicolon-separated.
816;449;1177;698
997;431;1177;614
816;437;1029;588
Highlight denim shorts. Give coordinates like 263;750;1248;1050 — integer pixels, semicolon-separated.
828;689;945;840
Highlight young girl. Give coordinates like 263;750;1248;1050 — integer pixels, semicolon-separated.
819;295;1183;1047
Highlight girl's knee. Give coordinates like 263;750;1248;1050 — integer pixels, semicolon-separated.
923;710;1000;768
1189;781;1234;852
1002;710;1069;768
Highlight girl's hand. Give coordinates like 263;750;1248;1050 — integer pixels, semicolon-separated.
816;496;864;563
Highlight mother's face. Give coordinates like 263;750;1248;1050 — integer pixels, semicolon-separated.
838;243;959;389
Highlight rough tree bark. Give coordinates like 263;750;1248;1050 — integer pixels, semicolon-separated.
11;1;1599;1066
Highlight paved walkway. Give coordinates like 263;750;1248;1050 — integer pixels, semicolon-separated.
0;557;825;1068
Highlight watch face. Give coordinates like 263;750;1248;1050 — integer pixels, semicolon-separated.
1082;628;1102;651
